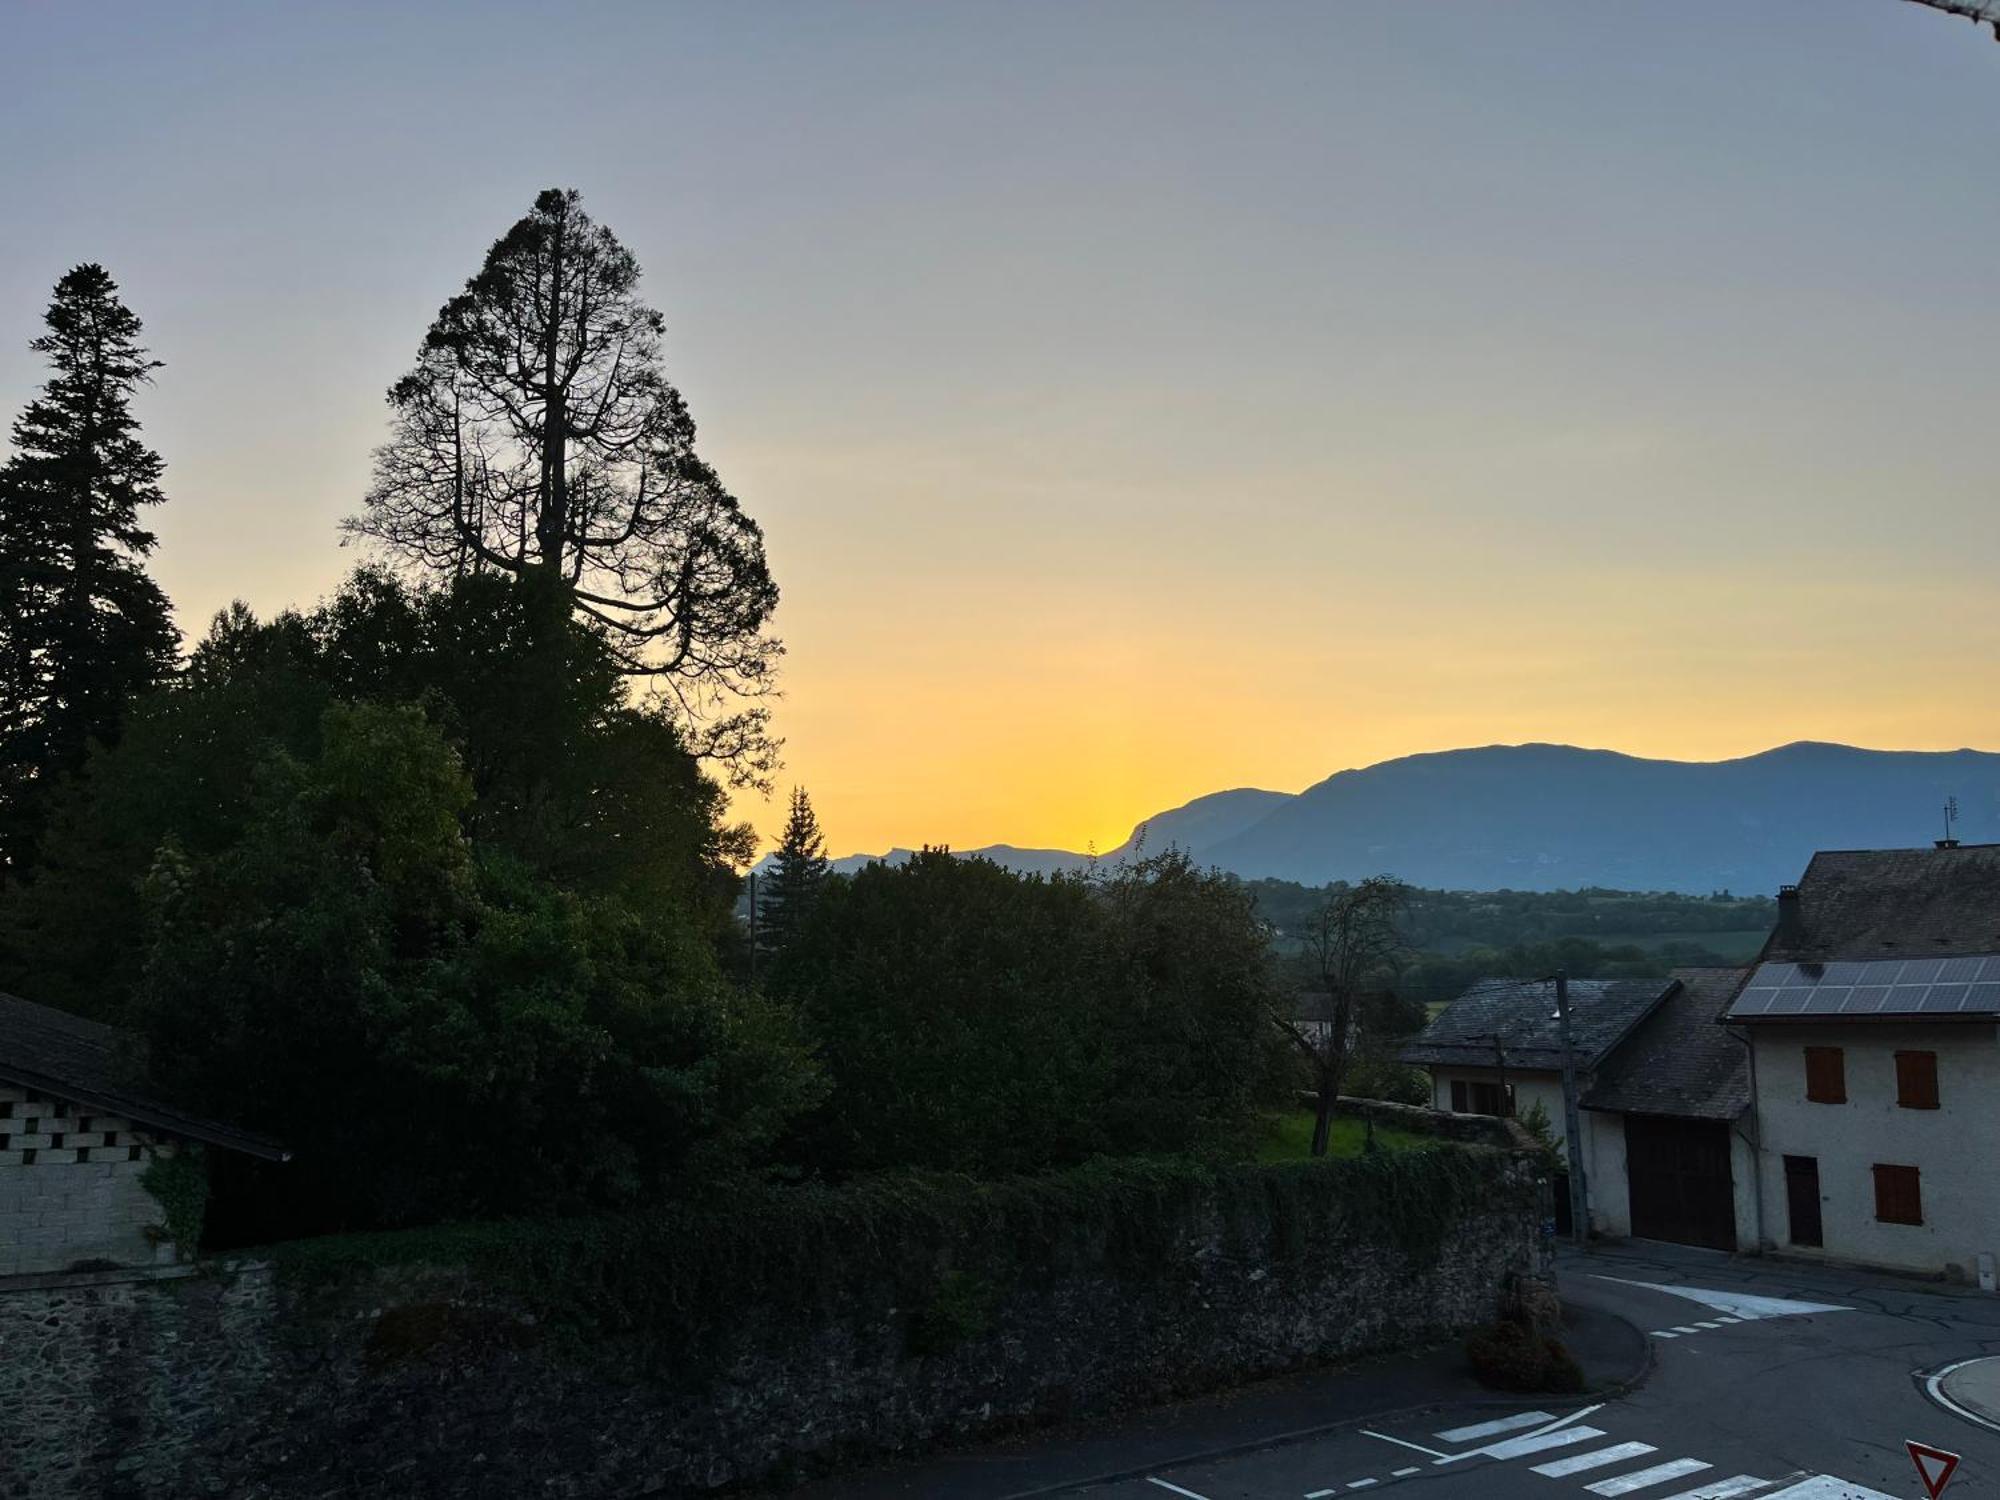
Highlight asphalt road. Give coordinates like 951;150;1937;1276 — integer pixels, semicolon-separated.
795;1241;2000;1500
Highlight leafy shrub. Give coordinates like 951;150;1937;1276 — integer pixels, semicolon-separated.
1343;1060;1431;1105
1466;1318;1585;1393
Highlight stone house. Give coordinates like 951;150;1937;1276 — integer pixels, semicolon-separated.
1402;969;1760;1252
1723;843;2000;1282
0;990;287;1277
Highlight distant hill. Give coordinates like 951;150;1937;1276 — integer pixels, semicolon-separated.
790;742;2000;894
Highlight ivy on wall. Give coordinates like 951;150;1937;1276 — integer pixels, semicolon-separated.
140;1146;209;1259
266;1143;1528;1372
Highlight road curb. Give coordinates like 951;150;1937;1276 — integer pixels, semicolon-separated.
1916;1355;2000;1438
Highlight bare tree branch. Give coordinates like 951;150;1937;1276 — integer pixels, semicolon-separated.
1902;0;2000;38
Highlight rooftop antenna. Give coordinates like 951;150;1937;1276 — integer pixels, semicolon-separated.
1940;797;1961;850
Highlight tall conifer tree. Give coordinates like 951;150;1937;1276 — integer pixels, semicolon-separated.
0;265;178;875
757;786;830;958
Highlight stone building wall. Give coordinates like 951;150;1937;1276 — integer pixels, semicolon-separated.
0;1084;177;1275
0;1144;1540;1499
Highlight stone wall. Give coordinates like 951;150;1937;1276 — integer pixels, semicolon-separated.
0;1084;179;1275
0;1144;1540;1500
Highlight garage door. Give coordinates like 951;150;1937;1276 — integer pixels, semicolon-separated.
1623;1115;1736;1251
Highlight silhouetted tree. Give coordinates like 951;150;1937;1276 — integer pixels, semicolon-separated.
1278;876;1409;1157
1902;0;2000;40
758;786;829;957
347;189;781;784
0;265;177;875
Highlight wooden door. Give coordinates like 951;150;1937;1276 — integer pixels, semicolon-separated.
1624;1115;1737;1252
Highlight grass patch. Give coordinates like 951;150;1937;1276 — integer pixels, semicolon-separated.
1255;1111;1429;1163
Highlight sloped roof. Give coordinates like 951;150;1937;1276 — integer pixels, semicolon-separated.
1765;845;2000;962
0;992;289;1161
1399;976;1677;1072
1583;967;1751;1120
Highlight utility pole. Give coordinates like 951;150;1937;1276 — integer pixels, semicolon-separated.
1553;970;1589;1244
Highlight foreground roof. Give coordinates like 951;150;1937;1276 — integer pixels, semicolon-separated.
1765;845;2000;962
1400;976;1677;1072
1584;967;1751;1119
0;992;289;1161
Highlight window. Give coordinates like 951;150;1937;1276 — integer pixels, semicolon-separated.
1873;1164;1923;1226
1896;1051;1940;1110
1449;1079;1508;1116
1804;1046;1846;1104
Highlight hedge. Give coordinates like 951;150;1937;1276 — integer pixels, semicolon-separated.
260;1144;1519;1371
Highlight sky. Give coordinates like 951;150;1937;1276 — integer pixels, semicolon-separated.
5;1;2000;859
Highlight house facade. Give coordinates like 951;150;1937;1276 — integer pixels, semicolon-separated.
1405;969;1759;1253
1723;844;2000;1282
1401;976;1679;1241
0;992;286;1277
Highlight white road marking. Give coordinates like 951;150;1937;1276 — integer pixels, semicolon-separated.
1591;1276;1851;1321
1693;1321;1722;1329
1145;1481;1213;1500
1673;1325;1703;1334
1758;1478;1900;1499
1713;1316;1742;1324
1652;1330;1680;1339
1587;1458;1714;1495
1305;1490;1337;1498
1361;1429;1451;1460
1390;1467;1420;1478
1653;1477;1774;1500
1473;1425;1610;1461
1433;1410;1555;1442
1532;1441;1659;1476
1345;1482;1377;1491
1430;1404;1604;1464
1432;1408;1552;1448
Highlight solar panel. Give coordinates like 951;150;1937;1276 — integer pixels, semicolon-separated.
1728;954;2000;1019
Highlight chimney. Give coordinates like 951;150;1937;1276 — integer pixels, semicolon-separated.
1774;884;1803;950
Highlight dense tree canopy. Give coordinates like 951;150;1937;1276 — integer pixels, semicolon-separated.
771;849;1285;1177
0;265;177;875
348;188;781;784
139;700;817;1234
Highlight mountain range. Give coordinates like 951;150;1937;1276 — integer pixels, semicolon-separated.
773;742;2000;895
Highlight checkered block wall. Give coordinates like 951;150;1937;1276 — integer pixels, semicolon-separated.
0;1084;179;1276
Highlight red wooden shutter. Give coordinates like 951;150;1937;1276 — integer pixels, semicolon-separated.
1895;1051;1939;1110
1872;1164;1923;1225
1804;1046;1846;1104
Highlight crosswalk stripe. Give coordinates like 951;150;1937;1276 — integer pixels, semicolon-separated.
1476;1426;1609;1461
1586;1458;1714;1495
1532;1442;1659;1477
1652;1476;1773;1500
1433;1411;1554;1442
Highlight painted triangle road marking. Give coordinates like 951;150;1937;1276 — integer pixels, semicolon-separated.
1592;1276;1852;1320
1908;1440;1960;1499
